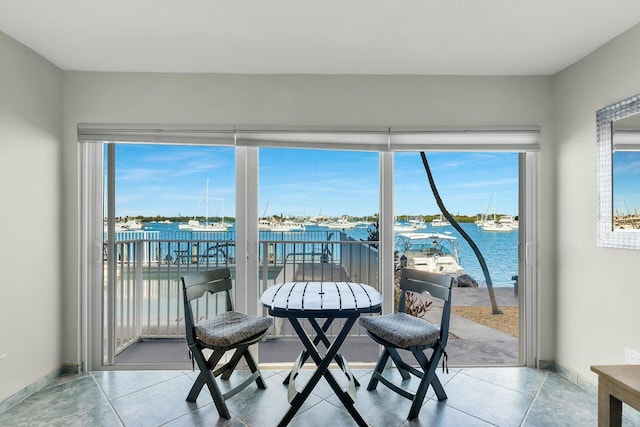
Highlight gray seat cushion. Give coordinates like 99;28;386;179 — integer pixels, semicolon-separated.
359;313;440;348
195;311;273;347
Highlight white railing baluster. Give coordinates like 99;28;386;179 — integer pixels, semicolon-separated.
108;233;378;356
135;241;144;338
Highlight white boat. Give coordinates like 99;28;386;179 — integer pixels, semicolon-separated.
408;219;427;230
123;220;143;230
180;219;229;232
394;232;465;275
258;219;275;231
431;214;450;227
325;217;357;229
282;220;306;232
179;179;230;231
270;221;292;232
481;215;516;232
306;215;331;226
497;215;517;229
105;219;143;232
478;190;517;232
259;218;305;232
393;218;426;232
394;221;418;232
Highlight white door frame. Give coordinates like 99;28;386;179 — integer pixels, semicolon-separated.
80;143;539;370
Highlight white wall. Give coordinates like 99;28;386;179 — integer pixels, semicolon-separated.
0;33;63;401
553;24;640;382
62;72;555;365
5;12;640;405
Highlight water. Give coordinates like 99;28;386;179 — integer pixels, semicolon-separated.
340;223;517;287
128;221;518;287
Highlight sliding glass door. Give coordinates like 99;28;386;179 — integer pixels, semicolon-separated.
101;143;235;367
81;126;538;370
256;147;381;364
394;151;522;365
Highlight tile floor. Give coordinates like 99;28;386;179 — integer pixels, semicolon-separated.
2;367;640;426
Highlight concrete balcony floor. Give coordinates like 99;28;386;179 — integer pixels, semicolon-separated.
114;287;521;367
3;367;640;426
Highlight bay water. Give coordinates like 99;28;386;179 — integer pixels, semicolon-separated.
139;221;518;287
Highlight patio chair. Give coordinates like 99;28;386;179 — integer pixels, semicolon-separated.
359;268;453;419
181;268;273;419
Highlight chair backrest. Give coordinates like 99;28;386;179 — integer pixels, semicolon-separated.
398;268;454;346
182;267;233;302
181;268;234;345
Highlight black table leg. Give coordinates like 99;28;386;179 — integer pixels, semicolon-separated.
278;316;367;427
283;318;334;384
283;318;360;387
308;318;361;387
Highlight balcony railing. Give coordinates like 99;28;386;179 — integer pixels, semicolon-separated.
104;231;379;363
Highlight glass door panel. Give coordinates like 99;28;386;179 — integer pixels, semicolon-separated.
103;143;235;367
256;147;381;364
394;151;521;366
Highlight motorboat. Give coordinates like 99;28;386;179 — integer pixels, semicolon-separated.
394;232;465;275
325;217;357;229
394;221;418;232
258;218;304;232
269;222;291;232
258;219;273;230
431;214;450;227
408;219;427;229
123;219;143;230
282;220;306;232
105;219;143;232
393;219;426;232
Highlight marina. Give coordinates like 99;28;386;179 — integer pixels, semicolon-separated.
121;219;518;287
100;214;520;368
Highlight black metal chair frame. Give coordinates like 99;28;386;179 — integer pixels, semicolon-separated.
363;268;453;420
181;268;270;419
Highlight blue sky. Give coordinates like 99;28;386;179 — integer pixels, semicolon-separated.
109;145;519;218
613;151;640;214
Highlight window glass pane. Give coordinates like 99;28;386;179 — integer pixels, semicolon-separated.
103;143;235;366
257;147;380;364
394;151;520;366
258;148;379;221
106;144;235;221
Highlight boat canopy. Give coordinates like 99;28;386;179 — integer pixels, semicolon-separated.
395;232;459;256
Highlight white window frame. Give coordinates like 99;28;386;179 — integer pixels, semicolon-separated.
80;126;539;370
521;151;538;367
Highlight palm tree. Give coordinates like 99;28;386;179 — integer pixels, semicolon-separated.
419;152;502;315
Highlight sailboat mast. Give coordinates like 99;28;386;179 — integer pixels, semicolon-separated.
205;179;209;226
492;189;497;221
